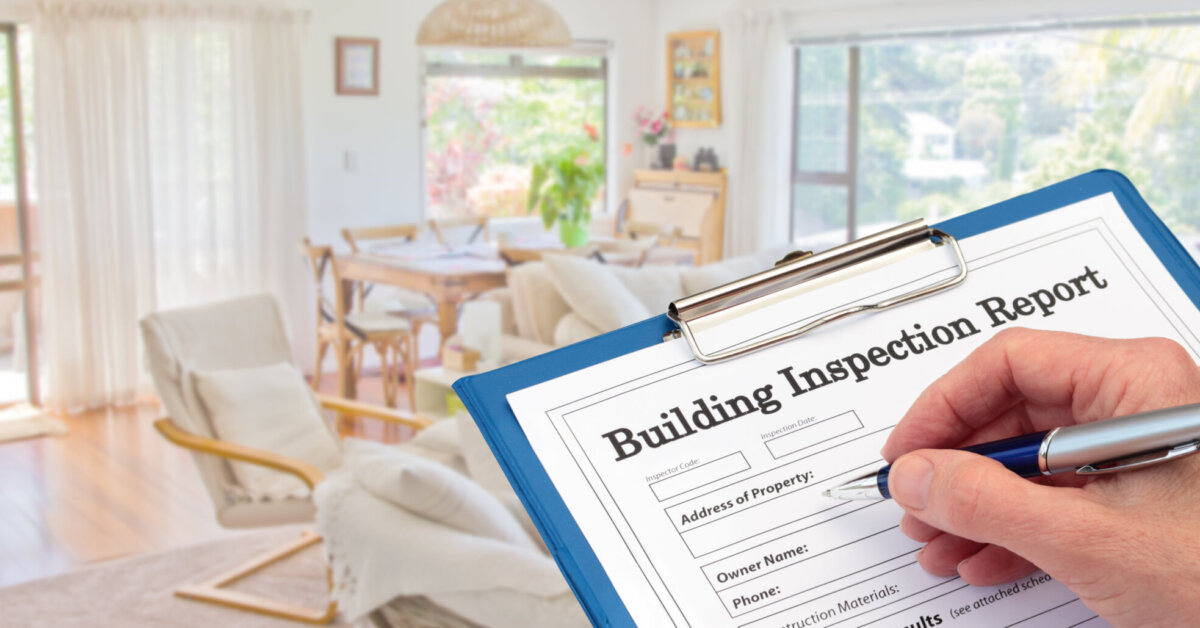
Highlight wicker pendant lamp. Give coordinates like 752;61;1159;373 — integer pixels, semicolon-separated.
416;0;572;47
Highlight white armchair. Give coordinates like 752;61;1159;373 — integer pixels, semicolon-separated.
140;294;432;623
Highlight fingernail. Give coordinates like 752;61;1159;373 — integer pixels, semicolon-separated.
890;454;934;510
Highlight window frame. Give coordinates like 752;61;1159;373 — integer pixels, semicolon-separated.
788;13;1200;246
790;45;859;244
417;47;611;222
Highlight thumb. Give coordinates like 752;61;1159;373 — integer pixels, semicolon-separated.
888;449;1110;574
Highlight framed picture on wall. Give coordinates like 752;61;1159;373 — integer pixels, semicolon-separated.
336;37;380;96
666;30;720;127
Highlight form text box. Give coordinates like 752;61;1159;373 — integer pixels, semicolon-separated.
765;410;863;459
650;452;750;501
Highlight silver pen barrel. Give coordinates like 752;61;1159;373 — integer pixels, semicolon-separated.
1043;403;1200;474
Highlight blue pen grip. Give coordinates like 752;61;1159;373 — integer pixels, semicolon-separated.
876;430;1050;499
961;430;1050;477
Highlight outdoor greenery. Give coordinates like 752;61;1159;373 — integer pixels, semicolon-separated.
424;57;605;220
795;25;1200;243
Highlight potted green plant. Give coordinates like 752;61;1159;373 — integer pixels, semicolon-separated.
527;125;605;248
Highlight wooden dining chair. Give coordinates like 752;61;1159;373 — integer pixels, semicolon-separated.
595;220;684;267
627;220;683;246
341;224;422;250
341;224;438;342
428;216;490;246
300;238;418;407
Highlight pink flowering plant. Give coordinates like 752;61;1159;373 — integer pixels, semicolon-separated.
635;106;672;146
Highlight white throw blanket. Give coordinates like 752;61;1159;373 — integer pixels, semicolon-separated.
313;423;589;627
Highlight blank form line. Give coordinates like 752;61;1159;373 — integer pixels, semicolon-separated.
852;583;973;627
1005;598;1084;627
711;526;899;593
735;558;920;622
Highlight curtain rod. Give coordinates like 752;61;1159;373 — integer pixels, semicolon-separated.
790;12;1200;47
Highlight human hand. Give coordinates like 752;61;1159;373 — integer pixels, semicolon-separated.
880;328;1200;628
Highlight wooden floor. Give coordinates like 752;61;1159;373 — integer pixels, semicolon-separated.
0;373;402;589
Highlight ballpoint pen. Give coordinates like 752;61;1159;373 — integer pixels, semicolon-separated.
824;402;1200;500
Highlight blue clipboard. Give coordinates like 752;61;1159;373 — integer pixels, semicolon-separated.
452;170;1200;627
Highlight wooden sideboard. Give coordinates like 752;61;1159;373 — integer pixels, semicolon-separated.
626;169;726;265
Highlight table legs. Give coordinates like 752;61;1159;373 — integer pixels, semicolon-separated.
337;276;465;396
337;278;357;401
436;299;459;350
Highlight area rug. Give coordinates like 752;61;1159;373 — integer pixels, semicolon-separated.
0;526;349;627
0;404;67;444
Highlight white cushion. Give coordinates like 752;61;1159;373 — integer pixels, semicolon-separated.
141;294;295;439
457;412;511;495
409;415;463;456
400;414;468;473
543;255;650;332
363;286;435;314
457;414;550;554
493;489;549;555
608;264;687;312
500;333;556;362
680;256;764;294
193;361;341;502
344;438;537;550
553;312;603;346
345;311;411;333
507;263;572;345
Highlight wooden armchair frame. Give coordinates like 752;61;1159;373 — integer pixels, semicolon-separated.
153;398;432;624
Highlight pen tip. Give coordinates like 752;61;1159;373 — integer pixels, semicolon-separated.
821;489;831;498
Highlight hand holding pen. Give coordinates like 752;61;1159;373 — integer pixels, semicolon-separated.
857;329;1200;628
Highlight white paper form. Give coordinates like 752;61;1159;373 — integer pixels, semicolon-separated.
507;193;1200;628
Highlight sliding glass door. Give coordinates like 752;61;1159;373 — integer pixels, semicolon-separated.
0;24;39;408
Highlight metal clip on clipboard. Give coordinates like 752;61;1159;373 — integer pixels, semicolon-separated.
667;219;969;364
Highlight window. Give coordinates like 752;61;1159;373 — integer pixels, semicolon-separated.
421;49;608;220
790;16;1200;256
0;24;35;406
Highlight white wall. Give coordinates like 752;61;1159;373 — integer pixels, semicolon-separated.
652;0;740;176
303;0;659;249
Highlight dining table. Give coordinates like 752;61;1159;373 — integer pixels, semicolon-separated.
332;236;693;399
497;235;696;267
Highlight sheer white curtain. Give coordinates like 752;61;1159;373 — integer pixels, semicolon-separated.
723;10;793;258
35;3;309;412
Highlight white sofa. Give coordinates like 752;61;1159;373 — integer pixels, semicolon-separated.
483;246;795;363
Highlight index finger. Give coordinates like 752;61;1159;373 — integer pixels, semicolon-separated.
880;328;1179;461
